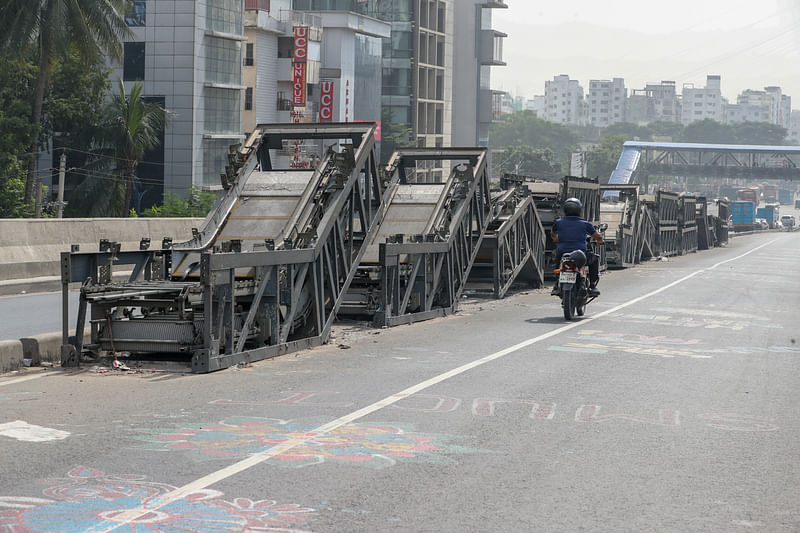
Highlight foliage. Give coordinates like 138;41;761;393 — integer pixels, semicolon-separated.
586;135;627;182
47;47;111;149
140;187;218;218
492;146;562;180
0;159;33;218
601;122;653;141
679;119;737;144
489;111;582;164
0;0;131;202
730;122;787;145
100;79;167;217
0;52;37;217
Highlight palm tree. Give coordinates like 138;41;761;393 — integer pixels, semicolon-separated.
104;79;166;216
0;0;131;204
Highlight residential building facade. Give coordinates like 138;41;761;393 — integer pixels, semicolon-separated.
627;81;681;125
544;75;584;126
681;75;725;125
587;78;626;127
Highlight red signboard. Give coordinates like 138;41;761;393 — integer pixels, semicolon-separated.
292;61;307;107
319;81;334;122
355;120;382;141
293;26;308;63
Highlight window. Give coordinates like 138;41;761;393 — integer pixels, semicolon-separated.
245;43;254;66
205;38;241;85
245;87;253;110
126;0;146;26
123;42;145;81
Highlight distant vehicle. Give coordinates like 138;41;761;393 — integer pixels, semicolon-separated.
754;218;769;230
731;201;756;231
737;188;760;207
780;214;796;230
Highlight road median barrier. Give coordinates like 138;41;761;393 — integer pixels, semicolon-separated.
19;331;92;370
0;340;24;374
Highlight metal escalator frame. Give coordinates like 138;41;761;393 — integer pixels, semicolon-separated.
61;123;390;373
375;148;492;327
482;195;546;299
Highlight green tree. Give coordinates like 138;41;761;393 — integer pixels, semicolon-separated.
493;146;562;180
0;0;131;203
731;122;787;145
648;120;684;140
0;52;37;217
489;111;581;164
601;122;653;141
586;135;627;183
140;187;218;218
103;80;167;216
679;119;737;144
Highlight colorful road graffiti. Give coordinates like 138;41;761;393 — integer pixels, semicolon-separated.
0;467;316;532
135;417;484;468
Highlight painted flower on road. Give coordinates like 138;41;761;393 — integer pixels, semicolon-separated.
0;467;315;533
136;416;483;468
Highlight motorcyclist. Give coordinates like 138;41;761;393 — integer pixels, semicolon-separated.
551;197;604;297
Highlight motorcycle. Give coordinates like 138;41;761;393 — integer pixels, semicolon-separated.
555;249;596;321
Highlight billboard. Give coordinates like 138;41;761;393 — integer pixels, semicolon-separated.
320;81;334;122
292;61;307;107
293;26;308;63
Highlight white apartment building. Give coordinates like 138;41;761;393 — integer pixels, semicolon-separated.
681;75;725;125
544;75;584;126
587;78;626;127
789;110;800;145
764;86;791;128
528;95;546;116
727;87;792;127
627;81;681;125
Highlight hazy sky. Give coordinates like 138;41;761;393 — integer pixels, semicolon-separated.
493;0;800;103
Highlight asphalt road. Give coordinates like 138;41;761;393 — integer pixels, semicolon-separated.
0;231;798;532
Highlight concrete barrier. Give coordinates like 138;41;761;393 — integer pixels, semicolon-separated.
0;340;24;374
0;218;202;295
20;331;93;368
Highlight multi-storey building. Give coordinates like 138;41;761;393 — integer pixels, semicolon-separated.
544;75;584;126
727;90;771;124
243;1;322;133
243;1;389;134
587;78;626;127
788;110;800;145
681;75;725;125
764;86;791;129
108;0;247;206
451;0;507;148
627;81;680;125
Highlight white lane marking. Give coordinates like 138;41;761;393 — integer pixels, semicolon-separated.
140;244;796;528
0;420;70;442
0;373;49;387
100;238;780;531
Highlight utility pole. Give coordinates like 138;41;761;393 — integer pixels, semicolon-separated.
57;151;67;218
34;177;42;218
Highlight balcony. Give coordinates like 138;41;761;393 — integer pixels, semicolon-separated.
479;30;507;66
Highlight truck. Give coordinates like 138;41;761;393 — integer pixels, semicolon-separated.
737;188;760;207
731;201;756;231
756;205;779;228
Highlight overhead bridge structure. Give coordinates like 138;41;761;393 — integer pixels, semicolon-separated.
609;142;800;186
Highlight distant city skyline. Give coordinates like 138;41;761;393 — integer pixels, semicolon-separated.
494;0;800;103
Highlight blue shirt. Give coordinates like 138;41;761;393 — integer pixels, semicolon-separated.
552;216;596;255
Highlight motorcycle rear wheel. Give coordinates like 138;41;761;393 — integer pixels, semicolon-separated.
562;287;576;320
